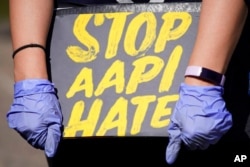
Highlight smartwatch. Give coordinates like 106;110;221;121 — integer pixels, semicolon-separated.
184;66;226;86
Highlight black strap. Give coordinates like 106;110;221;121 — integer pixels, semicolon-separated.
12;44;46;59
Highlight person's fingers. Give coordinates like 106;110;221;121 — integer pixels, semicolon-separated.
166;123;182;164
166;135;182;164
182;136;209;150
44;124;62;157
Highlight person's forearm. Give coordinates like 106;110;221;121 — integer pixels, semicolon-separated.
185;0;248;86
9;0;54;82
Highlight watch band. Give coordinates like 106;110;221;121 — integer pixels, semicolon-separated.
184;66;226;86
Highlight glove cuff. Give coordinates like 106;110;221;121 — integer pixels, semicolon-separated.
14;79;56;97
180;83;224;96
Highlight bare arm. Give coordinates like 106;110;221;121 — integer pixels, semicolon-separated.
185;0;248;86
166;1;248;164
9;0;54;82
7;0;63;158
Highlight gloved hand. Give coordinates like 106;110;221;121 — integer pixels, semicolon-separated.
166;83;232;164
6;79;63;157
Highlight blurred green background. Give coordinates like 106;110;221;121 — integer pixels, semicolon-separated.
0;0;9;20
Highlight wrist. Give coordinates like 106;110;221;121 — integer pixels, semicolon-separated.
184;76;218;86
13;49;48;82
14;59;48;82
14;72;48;82
184;66;225;86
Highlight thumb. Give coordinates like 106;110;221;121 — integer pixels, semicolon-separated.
166;125;181;164
44;124;62;157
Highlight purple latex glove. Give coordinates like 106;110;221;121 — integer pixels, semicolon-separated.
166;83;232;164
6;79;63;157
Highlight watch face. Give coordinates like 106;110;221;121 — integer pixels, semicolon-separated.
201;68;223;85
